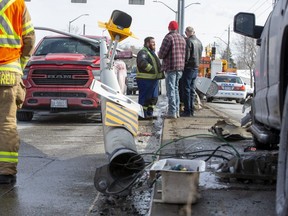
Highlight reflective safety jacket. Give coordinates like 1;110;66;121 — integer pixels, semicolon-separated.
0;0;35;74
136;47;163;80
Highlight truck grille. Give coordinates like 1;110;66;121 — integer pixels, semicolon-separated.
33;92;87;98
32;70;89;85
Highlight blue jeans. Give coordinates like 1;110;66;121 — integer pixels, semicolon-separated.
165;71;182;116
182;67;198;115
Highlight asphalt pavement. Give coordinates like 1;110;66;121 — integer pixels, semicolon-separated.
149;102;276;216
0;97;277;216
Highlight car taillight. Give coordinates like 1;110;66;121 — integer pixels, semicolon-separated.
22;68;29;80
234;85;246;91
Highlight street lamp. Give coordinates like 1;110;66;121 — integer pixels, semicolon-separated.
153;0;177;18
68;13;89;33
153;1;200;34
185;2;200;8
214;28;231;68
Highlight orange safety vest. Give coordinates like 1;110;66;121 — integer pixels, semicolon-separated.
0;0;34;72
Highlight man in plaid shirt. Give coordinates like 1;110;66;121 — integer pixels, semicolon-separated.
158;21;186;119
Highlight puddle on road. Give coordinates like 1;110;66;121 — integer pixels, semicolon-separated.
200;171;229;189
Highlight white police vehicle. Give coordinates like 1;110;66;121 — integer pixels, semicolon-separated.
206;73;247;104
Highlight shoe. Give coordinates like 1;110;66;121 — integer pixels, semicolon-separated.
0;175;16;184
180;112;191;117
177;112;180;118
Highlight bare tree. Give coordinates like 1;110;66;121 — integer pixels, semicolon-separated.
234;35;257;86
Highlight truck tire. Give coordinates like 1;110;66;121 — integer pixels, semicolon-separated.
17;111;33;121
276;89;288;216
252;135;274;150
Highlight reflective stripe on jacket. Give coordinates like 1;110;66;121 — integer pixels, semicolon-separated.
0;151;18;163
136;47;162;80
0;0;35;71
0;59;22;74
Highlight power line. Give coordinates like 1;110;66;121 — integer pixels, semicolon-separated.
251;0;269;13
247;0;264;12
257;5;273;18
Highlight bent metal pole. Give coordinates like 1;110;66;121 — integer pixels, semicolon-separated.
92;11;145;196
34;20;144;195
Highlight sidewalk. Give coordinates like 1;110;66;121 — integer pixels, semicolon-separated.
149;103;276;216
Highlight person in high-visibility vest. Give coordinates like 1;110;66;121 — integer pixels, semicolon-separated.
136;37;163;119
0;0;35;184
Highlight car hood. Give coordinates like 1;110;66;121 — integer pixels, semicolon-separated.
29;53;100;64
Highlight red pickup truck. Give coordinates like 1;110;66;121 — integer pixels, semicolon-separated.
17;35;103;121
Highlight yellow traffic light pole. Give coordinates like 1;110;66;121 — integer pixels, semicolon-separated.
92;10;145;196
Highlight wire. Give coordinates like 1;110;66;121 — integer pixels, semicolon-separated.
248;0;265;12
153;133;241;159
105;171;144;195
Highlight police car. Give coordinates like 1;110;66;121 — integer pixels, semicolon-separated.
206;73;247;104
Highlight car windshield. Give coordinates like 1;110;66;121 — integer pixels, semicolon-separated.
34;37;100;56
213;76;243;84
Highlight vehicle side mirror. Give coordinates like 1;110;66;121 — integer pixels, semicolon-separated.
233;12;263;39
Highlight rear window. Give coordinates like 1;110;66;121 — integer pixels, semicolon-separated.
213;76;243;84
34;37;100;56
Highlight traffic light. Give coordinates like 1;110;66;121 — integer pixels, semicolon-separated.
222;59;228;71
98;10;137;42
205;45;211;57
212;47;216;55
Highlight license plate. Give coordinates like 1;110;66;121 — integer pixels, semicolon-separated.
224;86;232;90
51;99;68;108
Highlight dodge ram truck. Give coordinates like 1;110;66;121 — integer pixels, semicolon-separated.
17;35;103;121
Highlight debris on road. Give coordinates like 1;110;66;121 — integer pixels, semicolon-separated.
209;120;252;140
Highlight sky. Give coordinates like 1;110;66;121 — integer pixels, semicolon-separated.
25;0;274;54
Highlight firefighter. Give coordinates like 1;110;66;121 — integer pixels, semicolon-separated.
136;37;163;119
0;0;35;184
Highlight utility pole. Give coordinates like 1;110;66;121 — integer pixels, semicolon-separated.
227;25;230;68
178;0;185;35
152;0;200;35
83;24;86;35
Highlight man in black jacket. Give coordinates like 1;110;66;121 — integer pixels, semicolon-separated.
181;26;203;117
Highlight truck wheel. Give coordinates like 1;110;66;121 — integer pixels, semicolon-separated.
252;135;272;150
276;89;288;216
17;111;33;121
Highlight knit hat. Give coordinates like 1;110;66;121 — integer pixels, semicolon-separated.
168;21;178;30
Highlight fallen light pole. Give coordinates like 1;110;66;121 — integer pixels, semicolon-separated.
34;11;145;196
90;10;145;196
